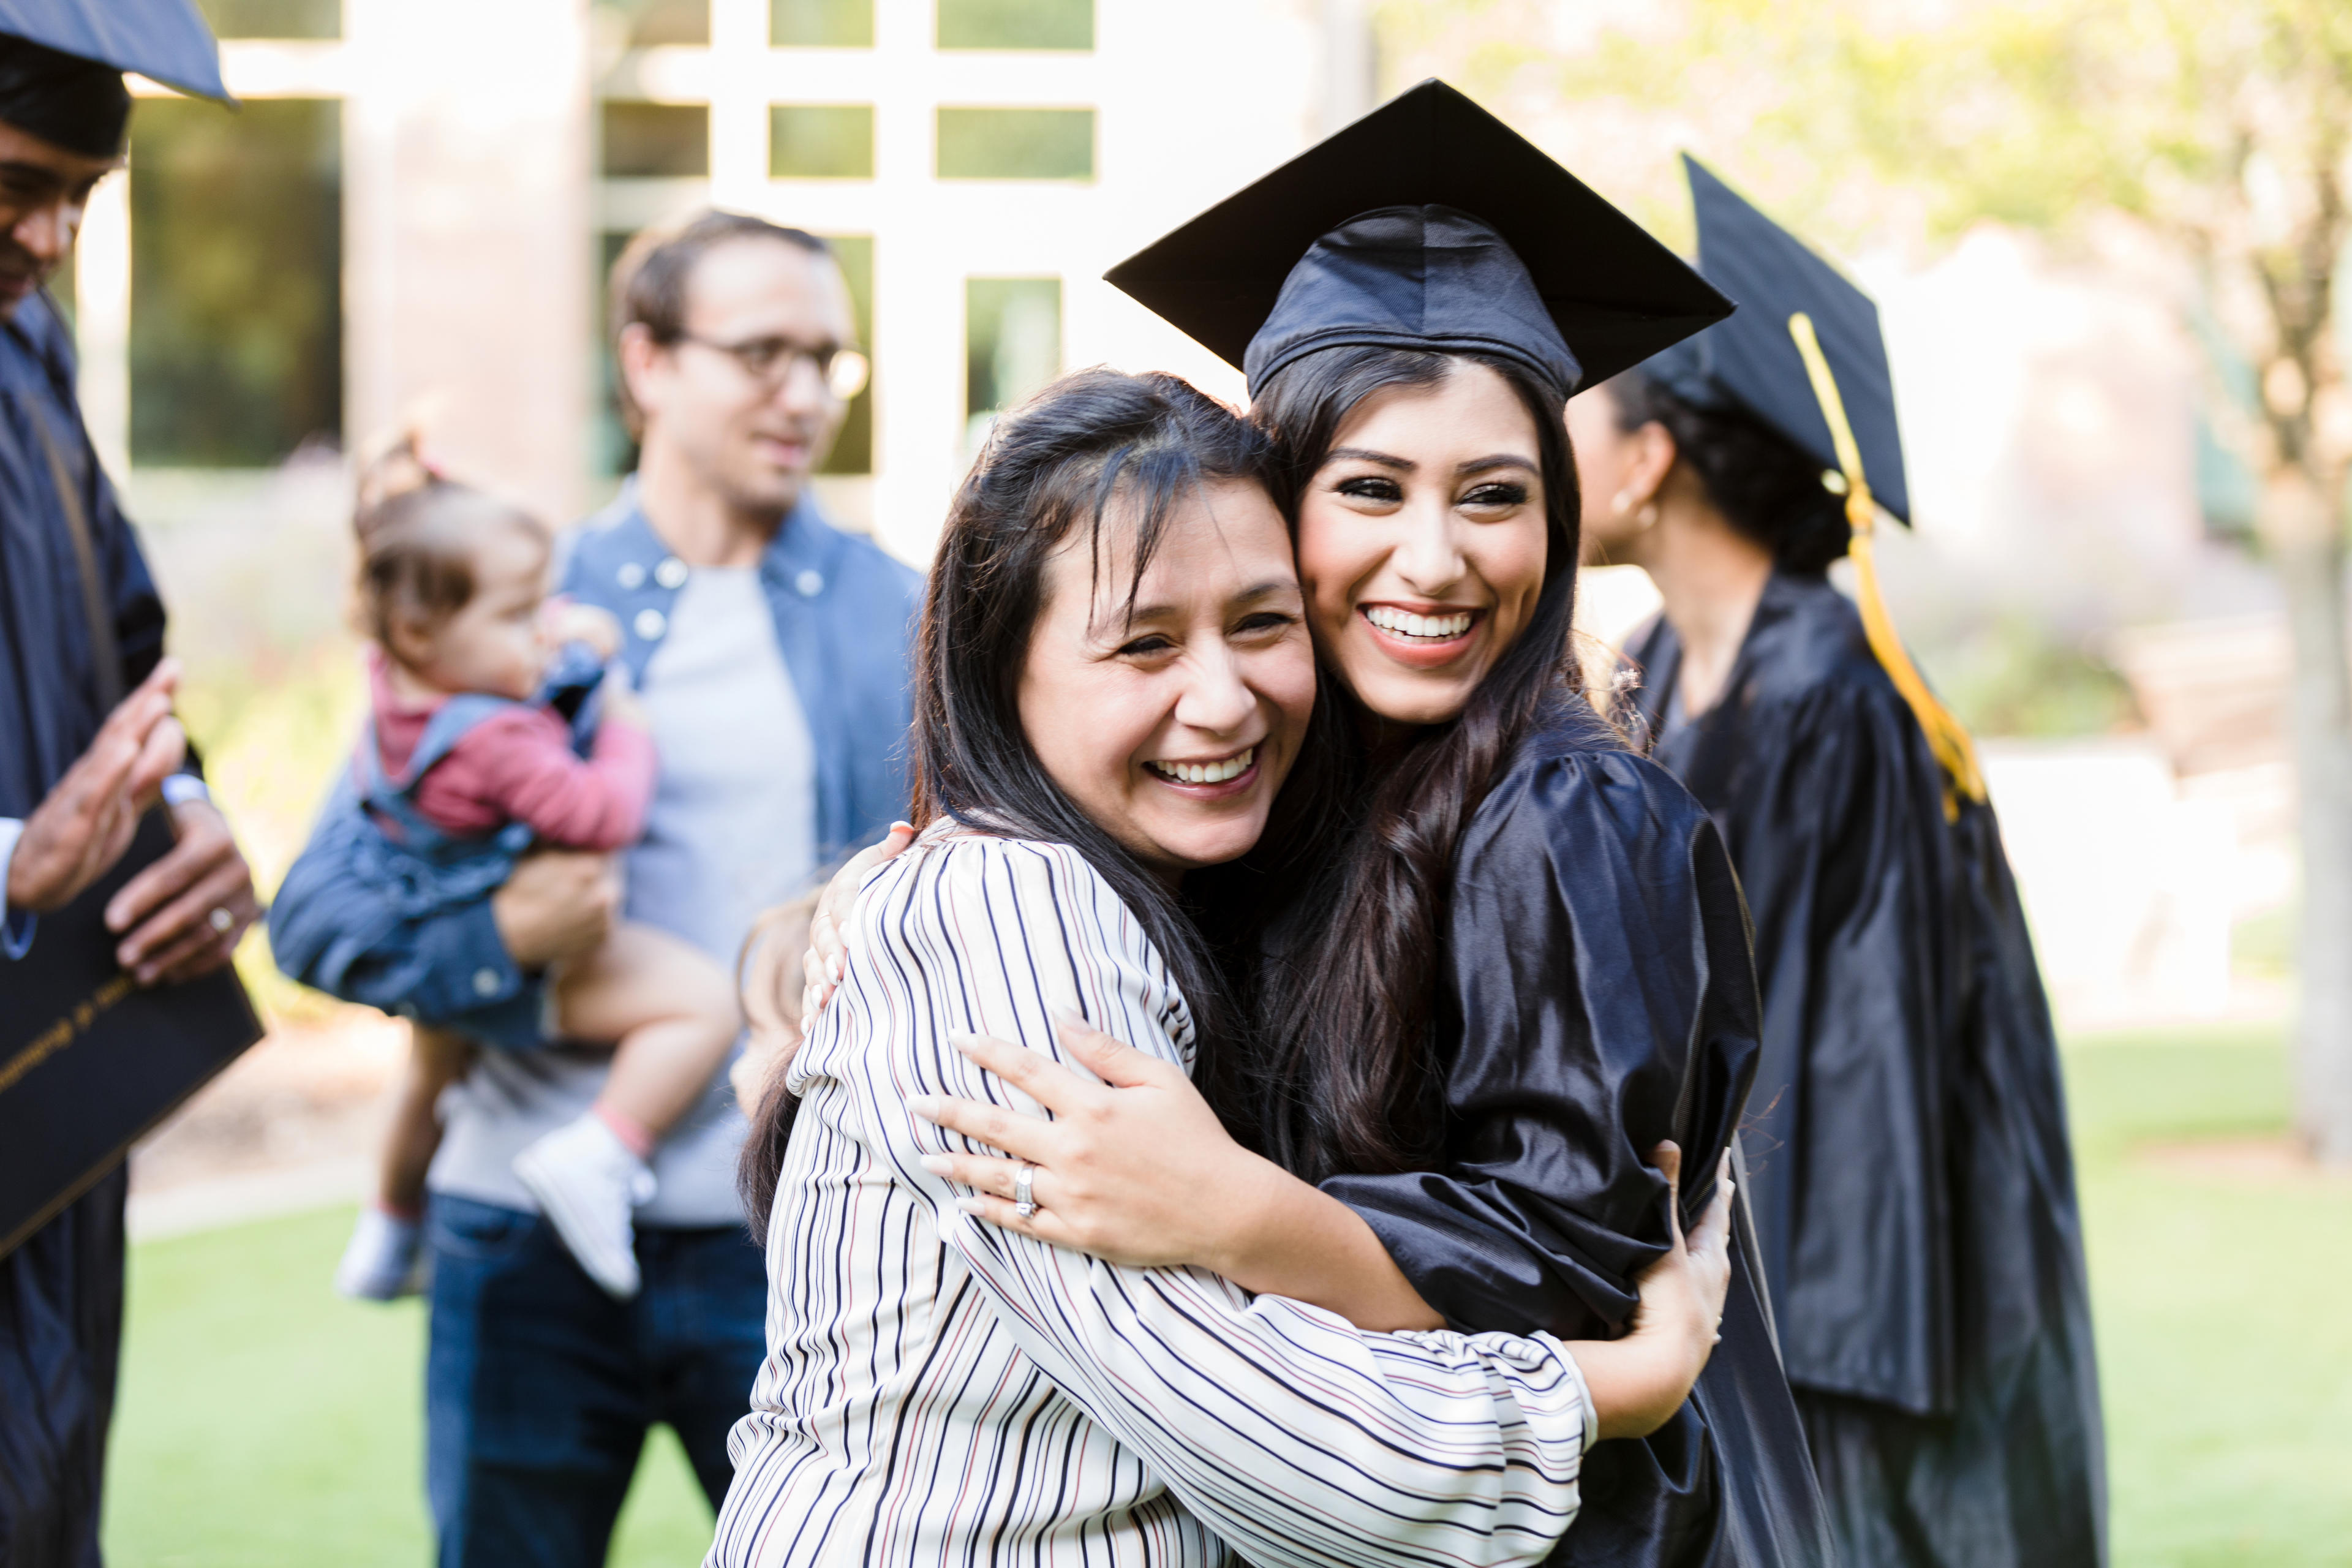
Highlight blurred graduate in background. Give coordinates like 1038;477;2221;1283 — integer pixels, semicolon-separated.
0;7;258;1564
1571;157;2106;1567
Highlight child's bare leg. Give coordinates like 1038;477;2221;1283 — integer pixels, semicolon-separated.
552;921;743;1147
381;1025;470;1216
517;925;739;1300
340;1023;469;1301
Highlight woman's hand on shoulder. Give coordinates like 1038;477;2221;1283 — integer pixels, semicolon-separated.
732;893;815;1109
1574;1141;1736;1442
910;1016;1280;1273
799;821;917;1024
728;823;915;1109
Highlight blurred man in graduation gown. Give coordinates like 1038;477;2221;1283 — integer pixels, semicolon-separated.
1571;159;2106;1567
0;12;258;1564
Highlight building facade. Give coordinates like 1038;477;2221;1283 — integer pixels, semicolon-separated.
86;0;1372;561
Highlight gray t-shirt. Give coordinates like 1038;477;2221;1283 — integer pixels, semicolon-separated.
430;567;821;1226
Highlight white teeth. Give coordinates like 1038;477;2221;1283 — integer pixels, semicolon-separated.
1148;746;1255;785
1364;606;1474;640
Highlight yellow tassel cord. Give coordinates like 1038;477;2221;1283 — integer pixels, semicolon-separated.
1787;312;1986;821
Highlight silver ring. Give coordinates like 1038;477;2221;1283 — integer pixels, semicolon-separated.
208;907;235;935
1012;1162;1037;1219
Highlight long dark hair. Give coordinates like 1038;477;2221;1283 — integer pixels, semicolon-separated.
1233;347;1613;1183
740;367;1279;1233
1605;369;1848;572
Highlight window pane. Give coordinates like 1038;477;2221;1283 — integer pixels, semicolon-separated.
130;98;341;467
938;0;1091;50
595;230;638;479
966;277;1060;449
602;102;708;178
936;108;1092;181
772;105;873;179
593;0;710;47
774;0;872;47
195;0;341;39
820;235;874;476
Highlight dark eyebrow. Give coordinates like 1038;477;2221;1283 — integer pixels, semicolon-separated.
1229;578;1300;606
1096;579;1298;635
1324;447;1414;472
0;161;66;190
1457;454;1539;478
720;330;848;353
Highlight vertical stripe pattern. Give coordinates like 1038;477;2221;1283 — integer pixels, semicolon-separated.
710;826;1592;1568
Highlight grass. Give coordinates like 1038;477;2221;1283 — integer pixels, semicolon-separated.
2064;1023;2352;1567
102;1026;2352;1566
103;1206;714;1567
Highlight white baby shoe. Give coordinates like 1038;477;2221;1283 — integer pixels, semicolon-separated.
335;1205;429;1301
513;1114;658;1299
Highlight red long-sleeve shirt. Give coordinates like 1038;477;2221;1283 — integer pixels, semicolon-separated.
368;651;655;851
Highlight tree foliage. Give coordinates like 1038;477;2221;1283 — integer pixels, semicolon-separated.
1385;0;2352;508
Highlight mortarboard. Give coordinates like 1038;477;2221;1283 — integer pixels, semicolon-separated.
0;0;229;102
1643;154;1910;522
1651;156;1984;813
0;0;229;160
1107;80;1732;401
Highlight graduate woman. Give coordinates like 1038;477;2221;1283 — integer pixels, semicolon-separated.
1569;160;2106;1566
796;85;1836;1567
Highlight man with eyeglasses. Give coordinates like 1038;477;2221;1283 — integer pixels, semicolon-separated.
269;209;919;1566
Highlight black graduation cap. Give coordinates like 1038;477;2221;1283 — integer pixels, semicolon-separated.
1107;79;1732;399
1644;155;1910;523
0;0;230;102
1654;157;1987;810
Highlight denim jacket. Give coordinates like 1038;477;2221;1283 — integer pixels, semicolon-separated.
268;486;921;1026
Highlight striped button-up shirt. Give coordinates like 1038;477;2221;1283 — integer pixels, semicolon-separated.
710;827;1596;1568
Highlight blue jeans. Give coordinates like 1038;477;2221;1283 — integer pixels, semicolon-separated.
424;1194;767;1568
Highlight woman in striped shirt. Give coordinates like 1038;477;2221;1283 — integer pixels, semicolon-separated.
804;97;1833;1566
711;370;1735;1568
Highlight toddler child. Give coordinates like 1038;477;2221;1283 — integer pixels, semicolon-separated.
331;440;741;1302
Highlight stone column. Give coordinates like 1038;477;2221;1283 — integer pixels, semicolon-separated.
344;0;592;524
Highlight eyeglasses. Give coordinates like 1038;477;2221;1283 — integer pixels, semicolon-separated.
674;332;872;401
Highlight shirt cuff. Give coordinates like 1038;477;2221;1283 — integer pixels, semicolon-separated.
410;895;527;1020
161;774;211;809
0;817;36;960
1555;1338;1600;1453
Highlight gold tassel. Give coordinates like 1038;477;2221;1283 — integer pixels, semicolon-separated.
1787;312;1986;821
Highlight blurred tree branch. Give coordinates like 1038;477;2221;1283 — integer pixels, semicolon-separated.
1384;0;2352;1158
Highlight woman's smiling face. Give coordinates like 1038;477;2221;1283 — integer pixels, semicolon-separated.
1017;476;1317;883
1291;361;1550;728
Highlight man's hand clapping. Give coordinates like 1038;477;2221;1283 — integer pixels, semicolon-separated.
107;794;263;986
6;662;185;916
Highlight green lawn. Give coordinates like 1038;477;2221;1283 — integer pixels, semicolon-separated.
2064;1025;2352;1566
102;1025;2352;1566
103;1206;714;1567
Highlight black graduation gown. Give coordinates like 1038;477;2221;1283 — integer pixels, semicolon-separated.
1322;701;1838;1567
0;290;170;1568
1626;571;2105;1568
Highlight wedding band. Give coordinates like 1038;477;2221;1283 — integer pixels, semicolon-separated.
208;907;235;935
1012;1162;1037;1219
